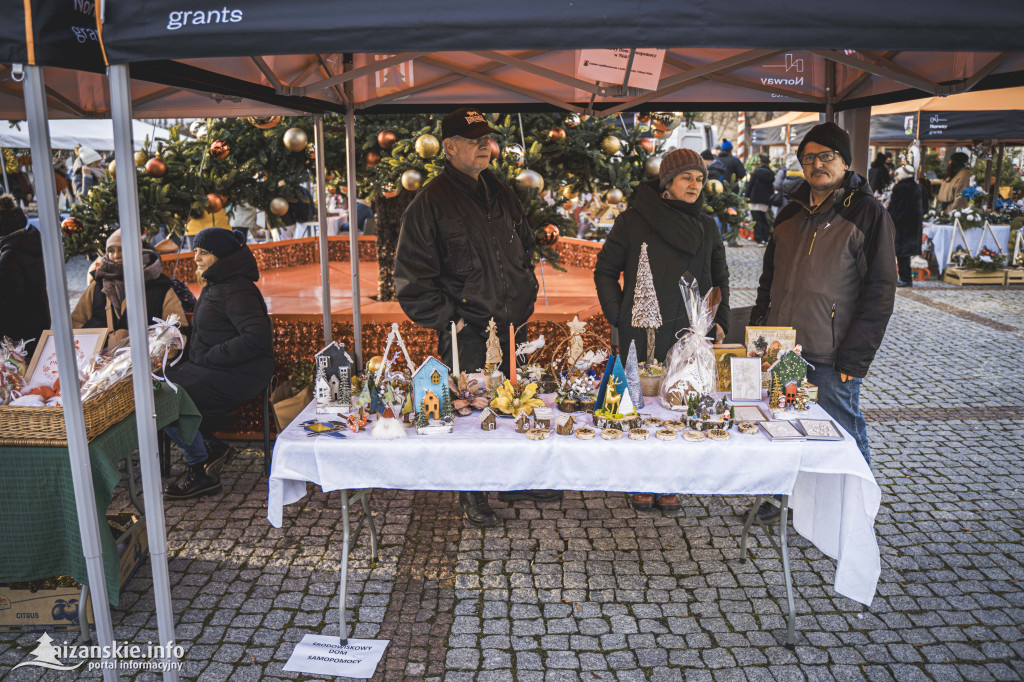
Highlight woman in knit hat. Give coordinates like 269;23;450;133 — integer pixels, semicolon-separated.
163;227;273;500
0;194;49;355
72;228;187;348
594;149;731;512
936;151;973;211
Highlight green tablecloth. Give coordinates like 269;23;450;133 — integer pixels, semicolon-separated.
0;383;200;605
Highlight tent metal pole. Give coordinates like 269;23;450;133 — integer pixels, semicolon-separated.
345;104;363;370
108;63;180;682
313;114;332;347
825;60;836;123
23;64;119;681
0;146;9;193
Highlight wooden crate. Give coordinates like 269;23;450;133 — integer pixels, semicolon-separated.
942;267;1007;286
1004;268;1024;285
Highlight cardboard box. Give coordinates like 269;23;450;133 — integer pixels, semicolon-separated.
0;514;148;631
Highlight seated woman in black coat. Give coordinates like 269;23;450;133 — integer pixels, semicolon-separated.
164;227;274;500
595;149;731;513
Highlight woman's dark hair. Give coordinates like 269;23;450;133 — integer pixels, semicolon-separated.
946;152;970;180
871;152;888;167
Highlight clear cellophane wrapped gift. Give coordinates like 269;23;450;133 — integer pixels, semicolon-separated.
658;275;722;411
80;314;186;401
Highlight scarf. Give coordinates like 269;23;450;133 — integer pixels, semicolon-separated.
92;250;163;317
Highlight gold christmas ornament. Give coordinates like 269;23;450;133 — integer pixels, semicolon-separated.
601;135;622;155
414;134;440;159
107;159;117;175
283;127;308;152
548;127;566;143
651;112;684;132
366;355;384;374
706;179;724;195
247;115;282;129
269;196;290;216
517;168;544;191
538;224;560;246
564;113;581;128
644;156;662;177
560;184;578;200
60;217;84;235
133;150;148;168
606;187;624;205
401;169;423;191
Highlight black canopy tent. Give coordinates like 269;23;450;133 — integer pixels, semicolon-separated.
5;2;1024;676
870;87;1024;144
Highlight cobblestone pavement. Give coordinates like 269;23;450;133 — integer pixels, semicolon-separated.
2;242;1023;681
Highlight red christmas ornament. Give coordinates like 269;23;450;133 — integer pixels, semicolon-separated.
488;139;501;161
209;139;230;160
377;130;397;150
61;217;84;235
145;157;167;177
548;127;566;143
206;193;226;213
366;151;381;167
538;224;560;247
638;138;655;153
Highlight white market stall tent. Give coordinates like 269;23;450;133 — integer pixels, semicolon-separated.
0;118;169;150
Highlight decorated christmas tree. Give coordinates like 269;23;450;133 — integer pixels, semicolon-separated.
769;374;783;409
704;179;749;245
624;339;644;409
631;242;663;364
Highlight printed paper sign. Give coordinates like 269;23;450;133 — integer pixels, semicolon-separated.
577;49;665;90
283;636;388;678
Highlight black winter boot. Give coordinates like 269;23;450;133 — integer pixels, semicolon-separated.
459;492;498;528
164;464;222;500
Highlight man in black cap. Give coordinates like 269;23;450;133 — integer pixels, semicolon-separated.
750;122;896;520
395;107;557;528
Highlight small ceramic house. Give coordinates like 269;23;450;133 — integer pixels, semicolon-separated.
412;356;451;417
315;341;353;414
768;348;813;396
479;407;496;431
533;407;553;430
421;390;441;420
514;413;530;433
556;413;575;436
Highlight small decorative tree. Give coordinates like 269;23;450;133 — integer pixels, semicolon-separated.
631;242;662;364
624;340;644;409
769;374;783;409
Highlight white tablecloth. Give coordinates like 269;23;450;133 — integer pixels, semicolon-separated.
268;399;881;605
923;223;1010;274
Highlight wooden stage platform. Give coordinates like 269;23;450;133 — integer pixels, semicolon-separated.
188;257;605;323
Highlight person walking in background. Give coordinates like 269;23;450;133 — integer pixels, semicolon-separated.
936;152;973;211
773;154;804;212
715;140;747;185
745;154;776;245
888;165;924;288
868;152;891;193
702;150;725;183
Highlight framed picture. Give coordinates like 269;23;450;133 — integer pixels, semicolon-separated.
744;326;797;372
757;420;806;441
25;329;109;389
796;419;844;441
732;404;770;422
713;344;745;391
730;357;763;402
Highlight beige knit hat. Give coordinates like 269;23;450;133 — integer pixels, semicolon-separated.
659;148;707;190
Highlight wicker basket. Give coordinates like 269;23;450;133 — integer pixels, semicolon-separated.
0;379;135;447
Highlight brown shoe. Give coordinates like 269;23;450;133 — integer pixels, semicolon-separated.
631;493;655;510
656;494;681;512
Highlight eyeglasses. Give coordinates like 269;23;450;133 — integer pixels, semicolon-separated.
800;150;838;166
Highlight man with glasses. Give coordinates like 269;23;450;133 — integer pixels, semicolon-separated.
749;123;896;520
396;107;554;528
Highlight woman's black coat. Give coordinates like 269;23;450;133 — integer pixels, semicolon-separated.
888;177;924;258
595;181;730;363
0;227;49;355
167;246;273;432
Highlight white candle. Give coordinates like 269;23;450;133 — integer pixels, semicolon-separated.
451;321;460;378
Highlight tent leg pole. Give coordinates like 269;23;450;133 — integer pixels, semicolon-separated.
314;114;332;347
345;105;363;370
24;64;119;681
0;146;9;194
108;63;180;682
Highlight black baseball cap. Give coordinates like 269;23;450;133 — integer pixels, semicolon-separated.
441;107;498;140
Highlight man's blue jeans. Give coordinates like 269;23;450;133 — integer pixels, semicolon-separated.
806;364;871;465
165;426;208;467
